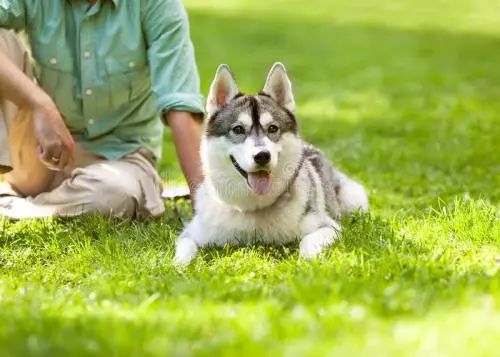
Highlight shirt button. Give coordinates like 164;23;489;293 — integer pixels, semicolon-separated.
85;89;93;96
50;58;57;65
128;61;135;68
84;51;91;59
88;118;95;125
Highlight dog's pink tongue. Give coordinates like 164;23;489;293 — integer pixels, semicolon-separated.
248;171;271;195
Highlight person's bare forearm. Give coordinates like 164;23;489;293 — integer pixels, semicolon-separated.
165;111;204;195
0;51;50;109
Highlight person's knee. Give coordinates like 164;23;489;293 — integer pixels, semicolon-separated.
86;174;140;217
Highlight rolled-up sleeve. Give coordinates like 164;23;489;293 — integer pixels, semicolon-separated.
0;0;26;30
141;0;204;115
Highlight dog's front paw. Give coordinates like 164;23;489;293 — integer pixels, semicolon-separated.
299;227;339;259
173;238;198;267
299;233;324;259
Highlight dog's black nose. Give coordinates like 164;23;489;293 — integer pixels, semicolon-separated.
254;150;271;166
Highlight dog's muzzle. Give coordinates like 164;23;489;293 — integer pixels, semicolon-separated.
229;155;272;196
230;155;248;179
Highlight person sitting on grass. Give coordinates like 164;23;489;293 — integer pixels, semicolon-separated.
0;0;204;219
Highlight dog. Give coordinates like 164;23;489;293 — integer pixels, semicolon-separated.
174;63;368;266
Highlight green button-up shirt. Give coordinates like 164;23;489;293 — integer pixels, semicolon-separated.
0;0;204;161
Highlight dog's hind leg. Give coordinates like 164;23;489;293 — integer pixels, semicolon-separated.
299;224;341;259
305;146;368;217
336;177;369;216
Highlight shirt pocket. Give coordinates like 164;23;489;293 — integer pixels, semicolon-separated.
104;53;150;107
32;40;74;91
31;42;84;129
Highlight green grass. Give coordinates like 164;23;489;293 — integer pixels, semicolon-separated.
1;0;500;355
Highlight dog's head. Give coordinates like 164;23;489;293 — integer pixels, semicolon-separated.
201;63;303;209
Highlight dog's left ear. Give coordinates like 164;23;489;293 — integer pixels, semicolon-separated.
263;62;295;113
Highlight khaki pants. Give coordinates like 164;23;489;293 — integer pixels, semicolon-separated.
0;30;165;219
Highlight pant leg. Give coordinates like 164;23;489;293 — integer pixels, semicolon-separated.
0;29;31;174
24;152;165;219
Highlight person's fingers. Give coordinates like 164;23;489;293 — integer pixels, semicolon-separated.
33;108;73;171
65;136;76;167
57;149;69;171
62;127;74;147
56;120;75;165
67;133;75;148
41;142;62;171
66;149;75;167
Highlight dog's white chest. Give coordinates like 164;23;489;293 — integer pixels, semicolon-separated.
193;185;307;246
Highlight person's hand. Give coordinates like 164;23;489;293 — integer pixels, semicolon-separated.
32;97;75;171
0;51;75;171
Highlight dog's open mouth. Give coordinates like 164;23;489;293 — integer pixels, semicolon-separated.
230;155;271;195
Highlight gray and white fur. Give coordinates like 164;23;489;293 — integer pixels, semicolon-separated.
174;63;368;266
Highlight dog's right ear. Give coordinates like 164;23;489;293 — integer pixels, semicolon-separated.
207;64;239;116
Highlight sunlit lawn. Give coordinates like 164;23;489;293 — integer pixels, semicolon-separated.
1;0;499;355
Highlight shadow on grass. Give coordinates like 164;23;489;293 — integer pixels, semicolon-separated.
197;213;412;262
192;212;409;262
1;198;496;320
184;212;496;317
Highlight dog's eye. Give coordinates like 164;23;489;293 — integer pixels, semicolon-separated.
268;125;279;134
232;125;245;135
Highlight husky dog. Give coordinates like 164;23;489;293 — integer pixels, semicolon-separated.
174;63;368;266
